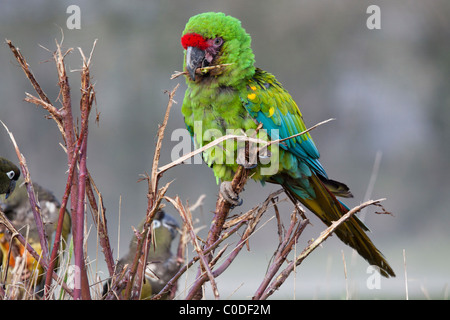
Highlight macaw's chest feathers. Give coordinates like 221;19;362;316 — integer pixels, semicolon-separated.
182;77;262;182
183;82;257;133
181;67;323;184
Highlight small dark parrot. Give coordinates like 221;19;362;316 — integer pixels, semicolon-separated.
0;157;20;199
104;211;180;299
0;179;71;297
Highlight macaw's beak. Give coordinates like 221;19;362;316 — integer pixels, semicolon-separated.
186;46;205;81
5;180;16;199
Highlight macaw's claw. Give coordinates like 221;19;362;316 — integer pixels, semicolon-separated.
219;181;243;207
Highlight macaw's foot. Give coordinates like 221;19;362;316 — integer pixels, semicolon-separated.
219;181;243;207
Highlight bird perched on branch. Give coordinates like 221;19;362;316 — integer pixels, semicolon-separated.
0;179;71;298
0;157;20;199
180;12;395;277
104;210;180;300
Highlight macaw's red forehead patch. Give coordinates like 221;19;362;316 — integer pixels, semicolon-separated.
181;33;209;50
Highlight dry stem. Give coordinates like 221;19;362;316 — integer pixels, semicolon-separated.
117;85;179;300
0;121;50;266
157;118;334;174
166;196;220;300
6;38;103;299
256;198;386;299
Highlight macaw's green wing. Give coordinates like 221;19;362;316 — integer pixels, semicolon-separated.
241;68;327;179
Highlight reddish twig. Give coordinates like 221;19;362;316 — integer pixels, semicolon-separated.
44;135;80;296
6;38;99;299
167;196;220;299
252;209;309;300
121;85;178;300
257;198;386;299
69;44;96;300
53;45;87;299
151;212;247;300
185;164;249;300
85;174;115;277
150;84;179;196
6;39;53;107
212;189;284;278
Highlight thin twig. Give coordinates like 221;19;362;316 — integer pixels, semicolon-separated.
6;39;52;105
170;63;234;80
268;118;334;147
71;43;96;300
350;151;383;271
86;173;115;277
253;208;308;300
122;85;179;299
212;189;285;278
166;197;220;300
24;92;63;131
258;198;386;299
0;121;50;266
342;250;349;300
151;84;179;196
44;135;80;296
54;38;92;299
152;203;248;300
158;118;334;174
403;249;408;300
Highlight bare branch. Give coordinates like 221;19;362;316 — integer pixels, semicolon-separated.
166;196;220;300
0;120;50;266
150;84;179;196
258;198;386;299
158;118;334;174
6;39;52;105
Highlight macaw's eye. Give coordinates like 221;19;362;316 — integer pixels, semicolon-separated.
6;170;15;180
152;220;161;229
213;37;223;47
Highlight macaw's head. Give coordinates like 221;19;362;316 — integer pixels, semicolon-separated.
0;157;20;199
181;12;255;84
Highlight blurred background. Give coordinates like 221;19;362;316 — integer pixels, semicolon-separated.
0;0;449;299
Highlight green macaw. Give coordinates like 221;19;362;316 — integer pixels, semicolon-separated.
0;157;20;199
180;12;395;277
104;210;180;300
0;179;71;297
